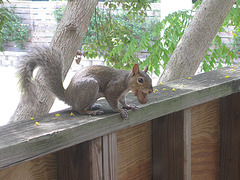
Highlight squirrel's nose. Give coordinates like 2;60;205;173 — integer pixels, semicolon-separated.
148;88;153;94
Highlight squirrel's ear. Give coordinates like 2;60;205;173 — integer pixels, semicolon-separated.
132;64;139;75
144;65;148;73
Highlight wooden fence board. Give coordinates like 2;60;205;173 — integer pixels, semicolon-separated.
31;21;57;26
31;32;55;37
220;93;240;180
191;99;220;179
184;108;191;180
102;133;118;180
31;26;57;31
0;153;57;180
57;135;118;180
117;121;152;180
57;141;92;180
152;111;184;180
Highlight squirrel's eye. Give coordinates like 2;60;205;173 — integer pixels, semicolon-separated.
138;77;144;83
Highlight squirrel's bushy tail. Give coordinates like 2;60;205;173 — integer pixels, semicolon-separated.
18;46;65;102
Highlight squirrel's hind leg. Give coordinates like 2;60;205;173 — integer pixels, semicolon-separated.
67;77;104;116
81;109;104;116
87;103;103;110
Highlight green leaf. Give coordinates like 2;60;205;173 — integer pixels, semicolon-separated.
214;35;221;45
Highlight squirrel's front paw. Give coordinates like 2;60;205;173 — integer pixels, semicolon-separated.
122;104;138;111
120;109;128;120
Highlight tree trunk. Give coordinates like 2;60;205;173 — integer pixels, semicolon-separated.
158;0;236;83
10;0;98;123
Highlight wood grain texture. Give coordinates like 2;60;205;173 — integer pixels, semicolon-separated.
220;93;240;180
0;153;57;180
184;109;191;180
191;99;220;180
152;111;184;180
58;135;117;180
117;121;152;180
102;133;118;180
1;65;240;170
57;141;91;180
90;138;103;180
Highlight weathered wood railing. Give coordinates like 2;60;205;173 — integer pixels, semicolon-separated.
0;65;240;179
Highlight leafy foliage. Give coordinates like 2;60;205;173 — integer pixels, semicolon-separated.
54;3;159;70
90;8;193;75
54;0;240;75
103;0;151;23
0;1;12;51
201;0;240;72
53;6;65;23
119;0;240;74
83;8;160;69
232;31;240;58
140;10;193;75
115;0;240;74
0;5;29;50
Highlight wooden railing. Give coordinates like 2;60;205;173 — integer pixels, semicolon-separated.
0;65;240;179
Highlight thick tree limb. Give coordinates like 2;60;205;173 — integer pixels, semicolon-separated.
158;0;236;83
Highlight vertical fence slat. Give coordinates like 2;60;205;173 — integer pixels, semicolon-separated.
102;133;118;180
90;138;103;180
152;111;185;180
57;137;103;180
184;108;191;180
57;141;91;180
117;121;152;180
220;93;240;180
191;99;220;179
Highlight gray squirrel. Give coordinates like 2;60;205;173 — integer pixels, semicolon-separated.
18;47;153;119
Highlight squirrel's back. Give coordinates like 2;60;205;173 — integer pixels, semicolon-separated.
72;65;129;92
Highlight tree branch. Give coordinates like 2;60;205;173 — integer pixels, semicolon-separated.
158;0;236;83
10;0;99;123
